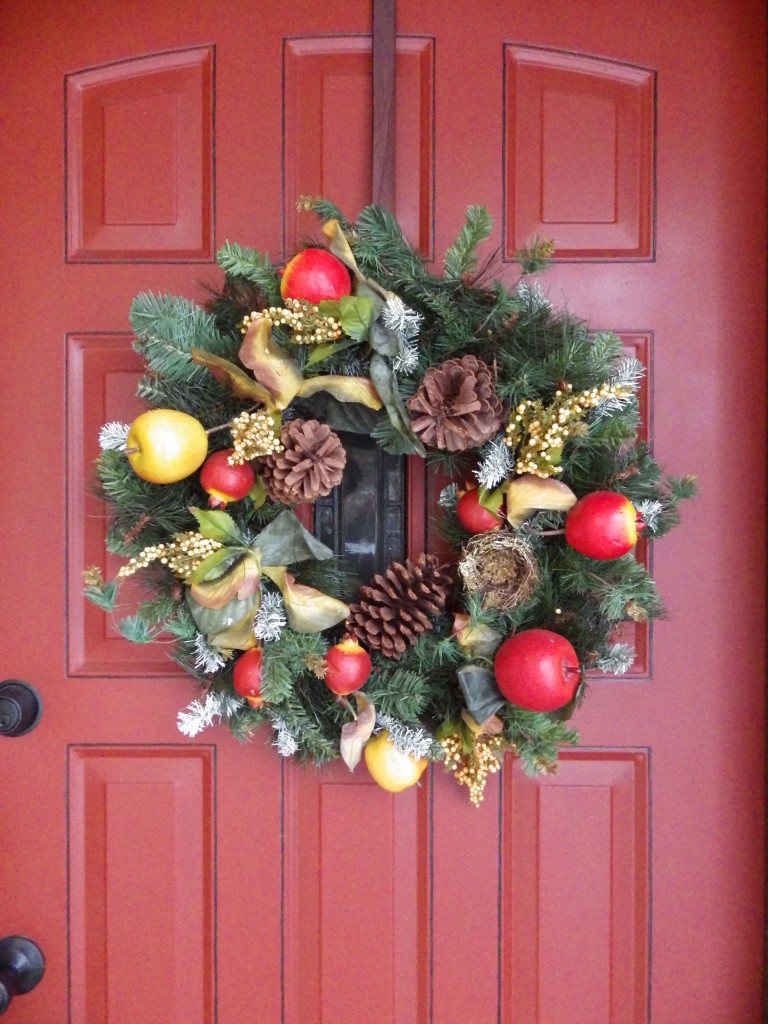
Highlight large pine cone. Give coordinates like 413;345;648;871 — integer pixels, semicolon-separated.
405;354;503;452
346;553;453;659
260;418;346;505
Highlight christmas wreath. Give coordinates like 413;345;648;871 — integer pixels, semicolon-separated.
85;198;695;804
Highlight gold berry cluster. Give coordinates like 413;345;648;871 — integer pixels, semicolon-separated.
228;410;283;465
439;732;506;806
504;380;633;478
117;531;223;581
241;299;342;345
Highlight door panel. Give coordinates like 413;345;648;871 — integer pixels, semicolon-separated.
1;2;764;1023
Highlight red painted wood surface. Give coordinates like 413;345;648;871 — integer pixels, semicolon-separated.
0;3;765;1023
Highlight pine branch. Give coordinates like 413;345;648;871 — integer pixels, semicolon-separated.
216;242;281;304
443;205;493;281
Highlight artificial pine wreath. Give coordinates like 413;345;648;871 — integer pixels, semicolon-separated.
85;198;695;804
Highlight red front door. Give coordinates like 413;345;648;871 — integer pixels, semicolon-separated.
1;3;765;1022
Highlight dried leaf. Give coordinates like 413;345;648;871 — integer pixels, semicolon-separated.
505;474;577;527
296;374;382;410
207;608;260;651
262;566;350;632
340;693;376;770
191;348;274;405
189;553;261;609
239;318;303;410
322;219;364;280
451;613;503;658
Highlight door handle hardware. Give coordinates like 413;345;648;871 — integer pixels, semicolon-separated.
0;936;45;1015
0;682;42;737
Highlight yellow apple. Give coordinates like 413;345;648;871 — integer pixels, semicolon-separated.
126;410;208;484
364;730;428;792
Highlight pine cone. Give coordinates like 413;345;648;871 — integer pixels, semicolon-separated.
346;553;453;659
405;354;503;452
260;418;346;505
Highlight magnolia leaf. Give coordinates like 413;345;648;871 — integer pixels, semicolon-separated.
296;374;382;410
338;295;374;341
191;348;274;405
186;577;261;638
189;553;261;610
505;474;577;527
369;354;426;455
369;320;400;357
340;693;376;770
254;509;334;565
451;613;503;658
189;507;245;545
263;566;350;632
292;393;383;434
456;663;506;725
207;608;260;651
322;218;364;279
188;546;241;585
239;318;303;410
354;279;387;320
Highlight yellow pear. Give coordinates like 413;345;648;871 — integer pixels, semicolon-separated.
126;410;208;484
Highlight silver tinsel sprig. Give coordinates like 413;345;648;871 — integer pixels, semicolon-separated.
270;715;299;757
515;279;552;313
253;591;287;642
473;436;513;490
635;498;663;534
595;643;635;675
99;421;131;450
593;357;645;418
382;296;423;340
393;336;420;375
375;713;434;760
177;691;243;738
438;483;459;510
193;633;226;674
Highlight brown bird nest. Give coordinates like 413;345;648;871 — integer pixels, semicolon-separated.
457;531;539;610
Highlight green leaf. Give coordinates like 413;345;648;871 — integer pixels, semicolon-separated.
317;300;341;318
338;295;374;340
248;476;267;509
189;507;245;545
306;336;362;366
188;546;241;585
254;509;334;565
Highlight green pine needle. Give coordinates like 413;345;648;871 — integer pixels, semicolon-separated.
443;205;493;281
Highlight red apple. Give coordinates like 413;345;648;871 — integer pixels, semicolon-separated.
280;248;352;304
565;491;640;560
324;636;372;695
456;487;503;533
493;628;580;712
199;449;255;508
232;647;263;708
